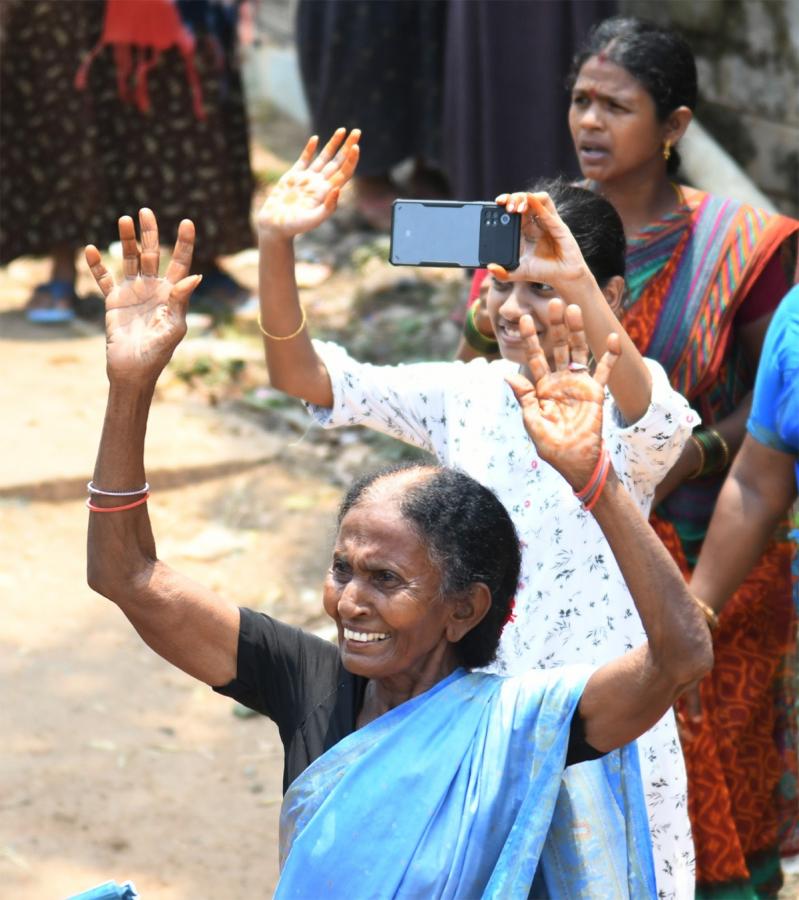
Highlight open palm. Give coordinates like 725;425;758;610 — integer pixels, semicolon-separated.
257;128;360;239
85;209;200;382
506;301;619;489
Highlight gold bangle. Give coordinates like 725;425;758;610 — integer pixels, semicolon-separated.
693;595;719;631
257;306;307;341
708;428;730;470
688;434;706;479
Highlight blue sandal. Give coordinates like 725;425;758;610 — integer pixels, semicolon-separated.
26;279;77;323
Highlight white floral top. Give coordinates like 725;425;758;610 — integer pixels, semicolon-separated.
307;343;700;899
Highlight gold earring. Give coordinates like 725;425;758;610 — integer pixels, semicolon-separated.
663;140;672;161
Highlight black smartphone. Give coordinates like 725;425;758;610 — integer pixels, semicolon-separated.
389;200;521;270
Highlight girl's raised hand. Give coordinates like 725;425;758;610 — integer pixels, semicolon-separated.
489;191;591;289
256;128;360;239
85;209;201;384
506;299;619;490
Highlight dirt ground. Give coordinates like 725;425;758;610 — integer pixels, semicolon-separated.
0;96;461;897
0;314;345;898
0;110;380;899
3;108;799;899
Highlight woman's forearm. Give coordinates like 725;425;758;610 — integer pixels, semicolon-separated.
690;436;797;612
566;275;651;424
87;379;159;595
87;377;240;685
579;470;713;751
258;235;333;407
591;471;712;684
593;317;652;424
712;394;752;456
85;209;242;687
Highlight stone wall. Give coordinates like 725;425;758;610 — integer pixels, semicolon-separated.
622;0;799;215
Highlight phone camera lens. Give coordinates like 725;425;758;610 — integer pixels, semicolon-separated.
500;213;511;226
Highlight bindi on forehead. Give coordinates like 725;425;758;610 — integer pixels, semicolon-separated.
574;62;643;104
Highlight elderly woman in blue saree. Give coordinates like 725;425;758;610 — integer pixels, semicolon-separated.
84;209;713;898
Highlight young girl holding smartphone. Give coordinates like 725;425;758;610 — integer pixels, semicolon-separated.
256;128;700;897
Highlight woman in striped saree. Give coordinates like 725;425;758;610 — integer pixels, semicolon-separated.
568;16;799;899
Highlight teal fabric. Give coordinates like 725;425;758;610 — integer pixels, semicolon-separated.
276;667;656;899
66;881;138;900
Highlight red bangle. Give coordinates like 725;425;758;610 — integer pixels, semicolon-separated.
582;457;611;512
574;441;607;501
86;493;150;513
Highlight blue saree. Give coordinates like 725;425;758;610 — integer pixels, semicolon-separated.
277;667;655;898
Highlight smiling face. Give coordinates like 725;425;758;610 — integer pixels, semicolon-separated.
568;55;666;185
487;277;559;368
323;488;466;686
487;268;624;372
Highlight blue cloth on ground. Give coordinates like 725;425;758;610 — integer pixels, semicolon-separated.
65;880;139;900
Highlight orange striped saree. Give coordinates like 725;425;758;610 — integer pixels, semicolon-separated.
622;188;798;896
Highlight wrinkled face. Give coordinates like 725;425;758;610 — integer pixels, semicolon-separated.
323;496;457;680
568;55;664;184
487;277;559;368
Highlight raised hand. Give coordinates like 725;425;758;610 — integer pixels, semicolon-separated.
489;192;591;289
85;209;201;383
256;128;360;239
506;299;619;489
